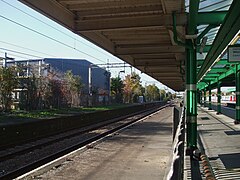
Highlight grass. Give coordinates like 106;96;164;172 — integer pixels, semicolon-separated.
0;104;128;122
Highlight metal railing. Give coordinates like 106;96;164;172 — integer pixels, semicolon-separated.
165;106;186;180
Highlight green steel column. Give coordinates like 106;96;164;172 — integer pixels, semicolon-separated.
196;90;199;104
185;0;199;150
235;69;240;124
199;90;202;105
217;81;221;114
208;84;212;110
186;42;197;148
204;88;206;107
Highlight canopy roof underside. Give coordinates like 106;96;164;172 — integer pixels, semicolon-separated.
19;0;239;91
19;0;186;91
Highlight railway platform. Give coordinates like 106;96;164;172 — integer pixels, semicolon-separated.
13;103;240;180
17;106;174;180
185;106;240;179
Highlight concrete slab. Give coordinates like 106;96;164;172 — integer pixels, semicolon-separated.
21;107;174;180
197;107;240;179
198;107;240;157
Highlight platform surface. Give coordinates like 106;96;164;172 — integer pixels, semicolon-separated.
197;106;240;179
20;106;174;180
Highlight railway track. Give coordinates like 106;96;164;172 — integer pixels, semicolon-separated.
0;104;169;179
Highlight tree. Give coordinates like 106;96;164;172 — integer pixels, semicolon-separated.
167;92;173;100
0;66;18;112
110;76;124;103
160;89;166;101
43;68;64;108
173;93;177;99
25;75;38;110
123;72;143;103
64;70;84;107
28;64;48;110
145;84;160;102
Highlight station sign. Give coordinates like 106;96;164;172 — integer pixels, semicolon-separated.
228;45;240;62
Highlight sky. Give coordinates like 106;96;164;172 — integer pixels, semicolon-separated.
0;0;175;93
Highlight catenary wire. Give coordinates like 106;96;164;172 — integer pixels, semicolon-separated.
0;14;106;63
0;50;31;59
0;48;43;58
0;0;119;61
0;40;56;57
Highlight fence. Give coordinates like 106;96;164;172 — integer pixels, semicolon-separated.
165;106;186;180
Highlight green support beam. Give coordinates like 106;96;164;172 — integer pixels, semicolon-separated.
186;0;199;150
186;43;198;150
196;45;212;53
197;60;204;66
205;74;219;77
204;88;206;107
217;81;221;114
200;64;240;89
197;25;218;44
197;59;231;67
197;0;240;81
197;82;207;90
216;65;239;82
199;90;202;105
208;68;226;73
235;68;240;124
216;59;230;65
198;64;240;89
196;11;227;25
208;83;212;110
188;1;200;34
204;77;218;80
197;90;200;104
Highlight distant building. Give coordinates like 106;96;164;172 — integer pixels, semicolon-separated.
44;58;110;96
4;58;111;106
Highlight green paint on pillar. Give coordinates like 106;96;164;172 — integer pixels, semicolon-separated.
208;84;212;110
199;90;202;105
204;88;206;107
217;81;221;114
186;0;199;150
236;70;240;123
186;42;197;148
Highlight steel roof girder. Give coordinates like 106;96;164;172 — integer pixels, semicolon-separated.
196;11;227;25
198;65;240;90
216;59;228;65
197;25;218;44
203;77;215;81
212;65;239;84
204;74;219;77
197;0;240;81
188;0;200;35
198;59;233;65
208;68;226;73
196;45;211;53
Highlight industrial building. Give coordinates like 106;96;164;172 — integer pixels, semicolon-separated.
3;58;111;106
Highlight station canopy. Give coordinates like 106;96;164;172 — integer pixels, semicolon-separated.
195;0;240;90
19;0;240;91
